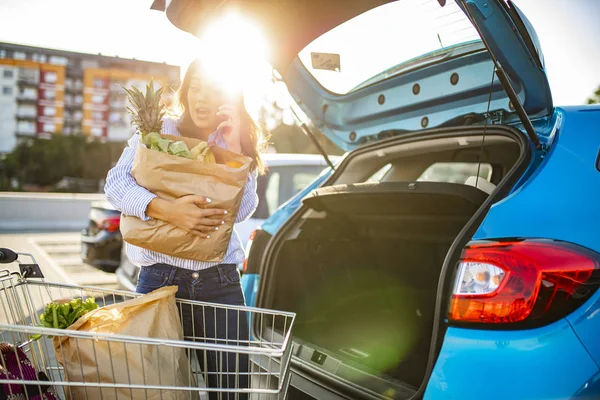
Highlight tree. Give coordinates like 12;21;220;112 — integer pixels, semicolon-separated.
257;97;343;156
587;86;600;104
0;134;125;191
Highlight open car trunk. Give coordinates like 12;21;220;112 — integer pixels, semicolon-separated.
259;129;527;397
275;182;486;387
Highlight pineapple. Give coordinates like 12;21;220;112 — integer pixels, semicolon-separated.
124;79;165;135
123;79;220;164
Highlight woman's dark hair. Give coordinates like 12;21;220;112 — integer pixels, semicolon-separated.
170;59;268;174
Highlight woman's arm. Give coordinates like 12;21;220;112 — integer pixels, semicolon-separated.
235;170;259;223
104;134;157;221
105;125;227;237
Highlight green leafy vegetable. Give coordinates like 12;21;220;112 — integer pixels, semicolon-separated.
140;132;217;163
32;297;99;340
168;141;192;158
141;132;170;152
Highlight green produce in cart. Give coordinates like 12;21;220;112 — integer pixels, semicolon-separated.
31;297;99;340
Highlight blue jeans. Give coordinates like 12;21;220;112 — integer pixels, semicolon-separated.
136;263;249;400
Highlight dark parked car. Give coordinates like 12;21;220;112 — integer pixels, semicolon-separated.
80;201;122;272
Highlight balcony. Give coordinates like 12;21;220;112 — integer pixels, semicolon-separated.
17;79;39;87
15;130;36;137
65;103;83;110
65;119;82;125
15;115;37;122
65;86;82;94
16;96;37;104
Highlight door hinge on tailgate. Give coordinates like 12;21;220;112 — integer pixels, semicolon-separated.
486;110;504;125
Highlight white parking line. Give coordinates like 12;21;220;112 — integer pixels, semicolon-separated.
27;236;77;285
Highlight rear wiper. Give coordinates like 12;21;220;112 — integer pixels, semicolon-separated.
459;0;542;150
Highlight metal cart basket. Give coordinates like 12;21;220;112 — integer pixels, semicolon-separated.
0;253;295;400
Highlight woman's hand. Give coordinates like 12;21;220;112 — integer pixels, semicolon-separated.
147;196;227;238
216;104;242;154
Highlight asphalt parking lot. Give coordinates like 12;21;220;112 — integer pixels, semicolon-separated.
0;232;119;289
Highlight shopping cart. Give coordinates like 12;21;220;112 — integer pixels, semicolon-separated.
0;248;295;400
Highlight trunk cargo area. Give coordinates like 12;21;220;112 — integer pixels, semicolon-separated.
269;181;489;387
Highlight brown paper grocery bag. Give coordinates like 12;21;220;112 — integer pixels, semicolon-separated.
54;286;199;400
120;133;252;262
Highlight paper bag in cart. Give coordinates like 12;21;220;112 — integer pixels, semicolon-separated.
54;286;198;400
120;133;252;262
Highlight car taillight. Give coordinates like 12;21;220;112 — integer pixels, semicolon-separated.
449;239;600;326
101;217;120;233
242;230;258;273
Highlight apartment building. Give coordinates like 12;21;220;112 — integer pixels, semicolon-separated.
0;42;180;153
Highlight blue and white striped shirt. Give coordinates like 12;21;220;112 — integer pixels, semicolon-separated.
104;118;258;270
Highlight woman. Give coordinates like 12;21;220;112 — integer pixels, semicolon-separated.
104;59;266;399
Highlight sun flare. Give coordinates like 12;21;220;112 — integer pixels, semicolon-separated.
196;11;271;100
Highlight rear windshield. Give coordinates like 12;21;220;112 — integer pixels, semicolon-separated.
298;0;483;94
418;162;492;184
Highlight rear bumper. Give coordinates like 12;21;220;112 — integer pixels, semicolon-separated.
425;320;599;400
81;231;121;271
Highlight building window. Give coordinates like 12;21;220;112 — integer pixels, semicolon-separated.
43;72;58;83
43;89;57;100
81;60;99;70
13;52;26;60
49;56;68;66
91;127;104;136
92;111;104;120
18;68;39;85
93;78;106;89
19;87;37;99
3;69;13;79
17;105;36;117
43;107;57;117
17;121;36;134
92;94;105;104
43;123;56;133
2;86;12;95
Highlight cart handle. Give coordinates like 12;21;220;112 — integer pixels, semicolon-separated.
0;248;18;263
0;248;44;279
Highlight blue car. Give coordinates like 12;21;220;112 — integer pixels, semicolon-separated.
162;0;600;399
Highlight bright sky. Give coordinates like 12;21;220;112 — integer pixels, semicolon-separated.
0;0;598;106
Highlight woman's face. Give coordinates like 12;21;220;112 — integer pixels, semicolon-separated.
186;75;226;131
